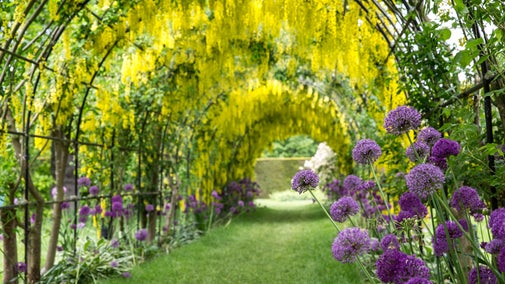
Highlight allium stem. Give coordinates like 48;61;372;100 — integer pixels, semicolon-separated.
308;189;340;232
432;192;505;283
369;165;393;230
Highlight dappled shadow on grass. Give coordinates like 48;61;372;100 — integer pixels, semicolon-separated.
237;201;328;224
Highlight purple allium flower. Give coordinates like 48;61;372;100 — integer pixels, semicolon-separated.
60;201;70;209
57;245;63;252
381;234;400;251
78;176;91;187
405;163;445;200
376;250;430;283
110;239;120;248
431;138;460;158
352;139;382;164
79;205;91;216
427;156;448;171
383;105;422;135
395;210;416;223
450;186;486;217
469;265;497;284
111;194;122;203
330;197;360;223
485;239;505;254
435;220;464;239
343;175;362;194
291;169;319;194
88;186;99;196
331;227;371;263
417;127;442;147
110;261;118;268
16;262;27;273
123;184;134;192
406;142;430;162
122;272;131;278
401;254;431;282
498;247;505;272
94;204;103;215
70;223;77;230
51;186;67;199
370;238;380;251
112;200;123;209
490;208;505;239
134;229;148;241
211;190;222;200
145;204;154;212
399;192;428;218
406;277;433;284
376;250;407;283
238;200;244;207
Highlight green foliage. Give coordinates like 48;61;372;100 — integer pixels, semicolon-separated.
261;135;318;157
40;238;135;284
395;22;460;125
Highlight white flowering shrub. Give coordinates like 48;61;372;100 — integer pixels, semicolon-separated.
303;142;338;186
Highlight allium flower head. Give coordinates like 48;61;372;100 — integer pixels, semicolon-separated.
211;190;222;200
145;204;154;212
417;127;442;147
331;227;371;263
79;205;91;216
330;197;360;223
352;139;382;164
399;192;428;218
123;184;134;192
78;176;91;187
111;194;122;204
291;169;319;194
435;221;464;239
406;142;430;162
405;163;445;200
343;175;362;194
383;106;422;135
60;202;70;209
489;208;505;239
134;229;148;241
376;250;430;283
485;239;505;254
469;265;498;284
89;186;99;196
431;138;460;158
498;247;505;272
428;156;448;171
450;186;486;217
381;234;400;251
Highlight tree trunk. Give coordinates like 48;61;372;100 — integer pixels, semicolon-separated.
44;129;69;272
2;206;18;284
27;198;43;284
6;110;44;283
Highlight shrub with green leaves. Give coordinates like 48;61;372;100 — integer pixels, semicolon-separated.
40;238;135;284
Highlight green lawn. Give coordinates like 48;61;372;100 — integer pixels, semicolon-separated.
100;199;363;284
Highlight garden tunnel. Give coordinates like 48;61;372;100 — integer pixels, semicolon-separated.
1;0;504;283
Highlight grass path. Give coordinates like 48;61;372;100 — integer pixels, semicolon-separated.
101;200;363;284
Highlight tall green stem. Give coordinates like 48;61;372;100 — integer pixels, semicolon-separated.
308;189;340;232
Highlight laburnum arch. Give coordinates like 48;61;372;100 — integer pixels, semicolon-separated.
194;80;352;202
4;0;505;282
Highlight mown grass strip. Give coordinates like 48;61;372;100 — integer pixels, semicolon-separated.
100;200;363;284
